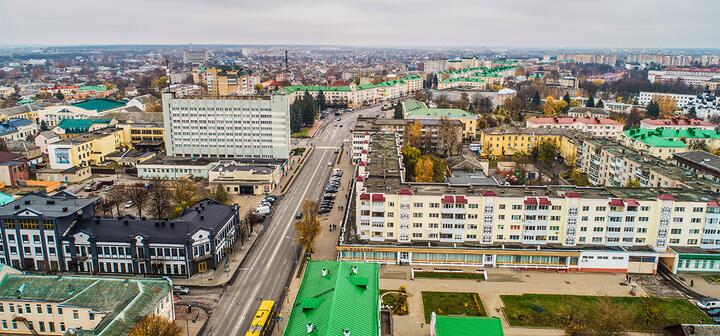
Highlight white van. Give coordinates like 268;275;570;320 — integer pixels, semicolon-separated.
255;205;271;216
697;297;720;309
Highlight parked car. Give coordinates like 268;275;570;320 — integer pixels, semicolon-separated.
124;201;133;208
265;195;278;202
323;194;336;199
327;161;333;167
318;207;331;214
255;205;271;215
173;286;190;295
295;211;303;219
697;297;720;309
260;201;272;207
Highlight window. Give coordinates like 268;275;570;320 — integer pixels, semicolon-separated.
671;229;682;234
73;310;79;320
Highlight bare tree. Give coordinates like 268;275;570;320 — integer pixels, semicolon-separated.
438;116;460;156
127;184;149;219
148;180;171;219
107;185;126;217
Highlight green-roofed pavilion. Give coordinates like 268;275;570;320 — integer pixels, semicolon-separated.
432;315;503;336
56;118;113;134
284;261;380;336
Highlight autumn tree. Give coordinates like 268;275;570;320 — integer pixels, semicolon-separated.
437;116;459;156
107;185;126;217
404;120;422;146
401;145;421;181
543;96;556;116
295;200;320;252
657;96;677;118
626;178;641;187
129;315;182;336
148;180;171;219
430;156;447;182
170;178;204;217
209;184;231;205
414;156;435;182
127;185;149;218
624;108;643;130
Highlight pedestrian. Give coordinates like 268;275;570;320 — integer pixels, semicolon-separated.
691;279;694;287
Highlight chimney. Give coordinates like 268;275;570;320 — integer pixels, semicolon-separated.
351;265;358;274
343;329;351;336
321;267;329;277
306;323;315;334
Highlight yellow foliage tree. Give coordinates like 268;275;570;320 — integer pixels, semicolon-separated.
414;156;434;182
129;315;182;336
543;96;556;116
657;96;677;118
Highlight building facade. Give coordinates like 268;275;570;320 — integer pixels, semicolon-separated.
162;91;291;160
526;117;623;138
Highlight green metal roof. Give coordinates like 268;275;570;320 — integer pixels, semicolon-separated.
0;192;14;205
0;274;171;336
77;85;108;92
57;118;112;134
284;261;380;336
624;128;720;148
678;253;720;261
72;99;126;112
435;316;504;336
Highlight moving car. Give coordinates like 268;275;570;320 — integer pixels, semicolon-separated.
327;161;333;167
697;297;720;309
295;211;303;219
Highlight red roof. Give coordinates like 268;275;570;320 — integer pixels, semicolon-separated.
355;176;365;182
397;189;414;195
625;199;640;207
657;194;674;201
360;150;368;154
442;195;454;203
564;191;581;198
708;201;720;208
608;198;624;207
371;194;385;202
455;195;468;204
482;191;497;197
538;197;551;206
359;193;370;200
527;117;621;126
358;161;367;166
523;197;538;205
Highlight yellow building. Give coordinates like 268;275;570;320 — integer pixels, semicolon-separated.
47;127;128;171
479;126;579;165
206;67;258;96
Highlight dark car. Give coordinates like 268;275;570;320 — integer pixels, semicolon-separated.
318;207;331;214
295;211;303;219
323;194;336;199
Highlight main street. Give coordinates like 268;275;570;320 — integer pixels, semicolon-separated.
204;106;380;336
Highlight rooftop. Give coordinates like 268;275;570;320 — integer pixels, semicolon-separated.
641;118;715;127
0;272;171;336
57;118;113;134
527;117;621;126
624;128;720;148
72;99;126;112
434;315;503;336
284;261;379;336
0;193;97;218
674;151;720;173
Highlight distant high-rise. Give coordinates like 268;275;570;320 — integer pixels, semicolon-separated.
183;49;208;65
162;91;291;160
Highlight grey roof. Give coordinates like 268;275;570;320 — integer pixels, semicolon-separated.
102;111;163;124
0;193;97;218
210;161;277;174
0;103;51;117
568;106;609;115
674;151;720;173
39;130;60;140
67;199;235;243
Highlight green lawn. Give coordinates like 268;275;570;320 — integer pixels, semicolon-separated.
414;271;485;280
291;127;310;138
501;294;712;331
291;147;306;156
422;291;486;323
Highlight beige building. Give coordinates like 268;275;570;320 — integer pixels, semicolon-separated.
0;267;174;335
208;160;282;195
206;67;259;96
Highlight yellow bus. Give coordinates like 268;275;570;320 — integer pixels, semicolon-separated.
245;300;275;336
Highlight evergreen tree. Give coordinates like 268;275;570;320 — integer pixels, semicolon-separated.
687;106;697;119
586;96;595;107
317;90;326;110
646;101;661;118
394;103;404;119
40;120;48;131
301;91;317;127
531;91;542;108
290;100;303;132
55;92;65;100
563;92;571;106
432;74;438;89
596;99;604;108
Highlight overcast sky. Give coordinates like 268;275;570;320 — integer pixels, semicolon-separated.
1;0;718;48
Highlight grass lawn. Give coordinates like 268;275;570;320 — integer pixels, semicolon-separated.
422;291;486;323
291;147;306;156
414;272;485;280
705;274;720;284
291;127;310;138
501;294;712;331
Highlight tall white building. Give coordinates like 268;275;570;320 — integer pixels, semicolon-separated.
162;91;291;160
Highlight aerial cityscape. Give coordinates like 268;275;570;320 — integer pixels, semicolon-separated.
1;1;720;335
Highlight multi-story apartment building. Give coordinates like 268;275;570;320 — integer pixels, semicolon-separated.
339;133;720;274
478;126;580;164
351;116;463;161
206;67;259;96
162;91;291;160
46;127;126;170
526;117;622;138
0;118;37;142
283;75;423;109
182;49;208;64
37;99;127;127
0;193;239;277
637;91;697;108
0;267;174;335
648;68;720;87
577;138;719;192
556;54;618;66
674;151;720;184
639;118;715;130
620;128;720;159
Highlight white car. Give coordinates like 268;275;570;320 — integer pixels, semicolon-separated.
327;162;333;167
173;286;190;295
124;201;133;208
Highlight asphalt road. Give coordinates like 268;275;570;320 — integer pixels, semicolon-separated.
204;106;380;336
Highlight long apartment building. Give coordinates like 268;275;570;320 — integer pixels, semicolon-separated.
620;128;720;160
526;116;623;138
577;138;720;192
340;132;720;274
478;126;581;165
0;193;239;277
637;91;697;108
162;91;291;160
640;118;715;130
648;69;720;87
283;75;423;109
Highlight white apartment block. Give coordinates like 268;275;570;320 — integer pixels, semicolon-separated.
637;91;696;108
162;91;291;160
339;133;720;274
639;118;715;130
648;69;720;87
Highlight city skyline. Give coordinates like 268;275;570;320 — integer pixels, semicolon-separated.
2;0;719;48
